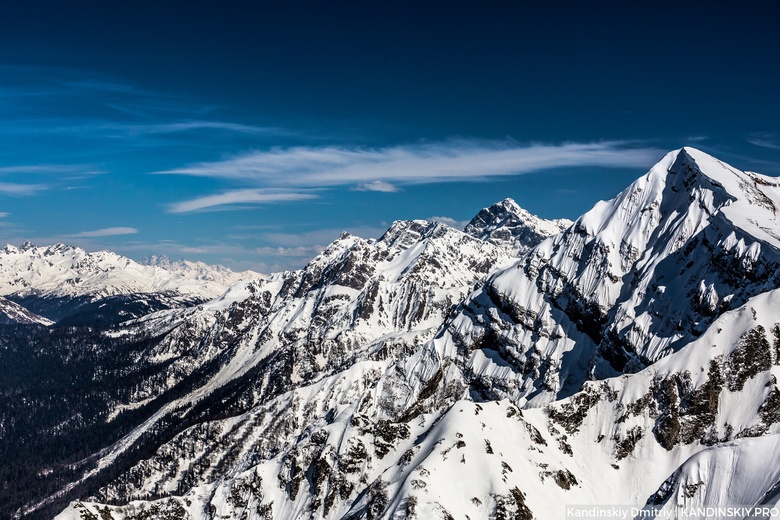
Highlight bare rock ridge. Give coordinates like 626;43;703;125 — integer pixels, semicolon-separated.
4;147;780;520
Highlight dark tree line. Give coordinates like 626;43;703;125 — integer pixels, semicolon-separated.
0;323;172;520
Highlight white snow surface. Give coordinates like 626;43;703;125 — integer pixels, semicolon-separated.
0;243;261;300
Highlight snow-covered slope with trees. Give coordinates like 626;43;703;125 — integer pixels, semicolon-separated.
0;295;53;325
6;147;780;520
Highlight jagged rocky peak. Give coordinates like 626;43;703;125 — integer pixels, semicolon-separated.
4;241;93;259
140;254;174;267
374;218;517;285
464;197;572;255
287;217;516;299
378;218;448;249
140;253;260;281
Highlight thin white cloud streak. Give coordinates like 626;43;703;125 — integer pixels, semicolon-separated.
168;189;318;214
106;121;282;135
0;120;284;139
0;164;98;175
0;182;47;195
63;227;139;238
0;65;150;99
747;136;780;151
103;100;218;119
352;180;400;192
20;120;286;138
1;66;291;140
58;79;144;95
157;141;663;188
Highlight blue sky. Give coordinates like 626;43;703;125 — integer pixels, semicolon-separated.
0;2;778;271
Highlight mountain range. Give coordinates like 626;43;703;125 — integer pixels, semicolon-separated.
0;245;259;325
2;147;779;520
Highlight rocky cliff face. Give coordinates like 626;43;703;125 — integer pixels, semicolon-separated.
9;148;780;520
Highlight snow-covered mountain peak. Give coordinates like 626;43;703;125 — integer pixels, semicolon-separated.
0;242;260;301
282;218;515;302
377;219;448;249
681;146;780;245
140;254;261;282
415;147;780;410
577;146;780;254
464;197;572;255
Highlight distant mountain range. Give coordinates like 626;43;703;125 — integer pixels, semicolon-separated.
0;244;260;324
2;148;779;520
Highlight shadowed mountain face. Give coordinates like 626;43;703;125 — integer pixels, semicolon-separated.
4;148;780;520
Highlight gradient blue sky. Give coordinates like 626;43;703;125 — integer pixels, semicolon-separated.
1;1;778;271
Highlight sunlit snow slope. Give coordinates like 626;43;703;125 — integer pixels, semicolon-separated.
0;243;260;300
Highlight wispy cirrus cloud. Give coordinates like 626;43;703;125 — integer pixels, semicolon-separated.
99;120;283;136
157;140;662;185
352;180;400;192
157;140;662;212
0;164;104;177
747;133;780;151
167;189;318;214
0;182;48;195
63;227;139;238
0;65;291;146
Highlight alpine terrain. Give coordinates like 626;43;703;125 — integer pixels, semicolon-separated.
3;147;780;520
0;244;260;324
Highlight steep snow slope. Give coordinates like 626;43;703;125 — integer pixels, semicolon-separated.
0;243;260;300
408;147;780;409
